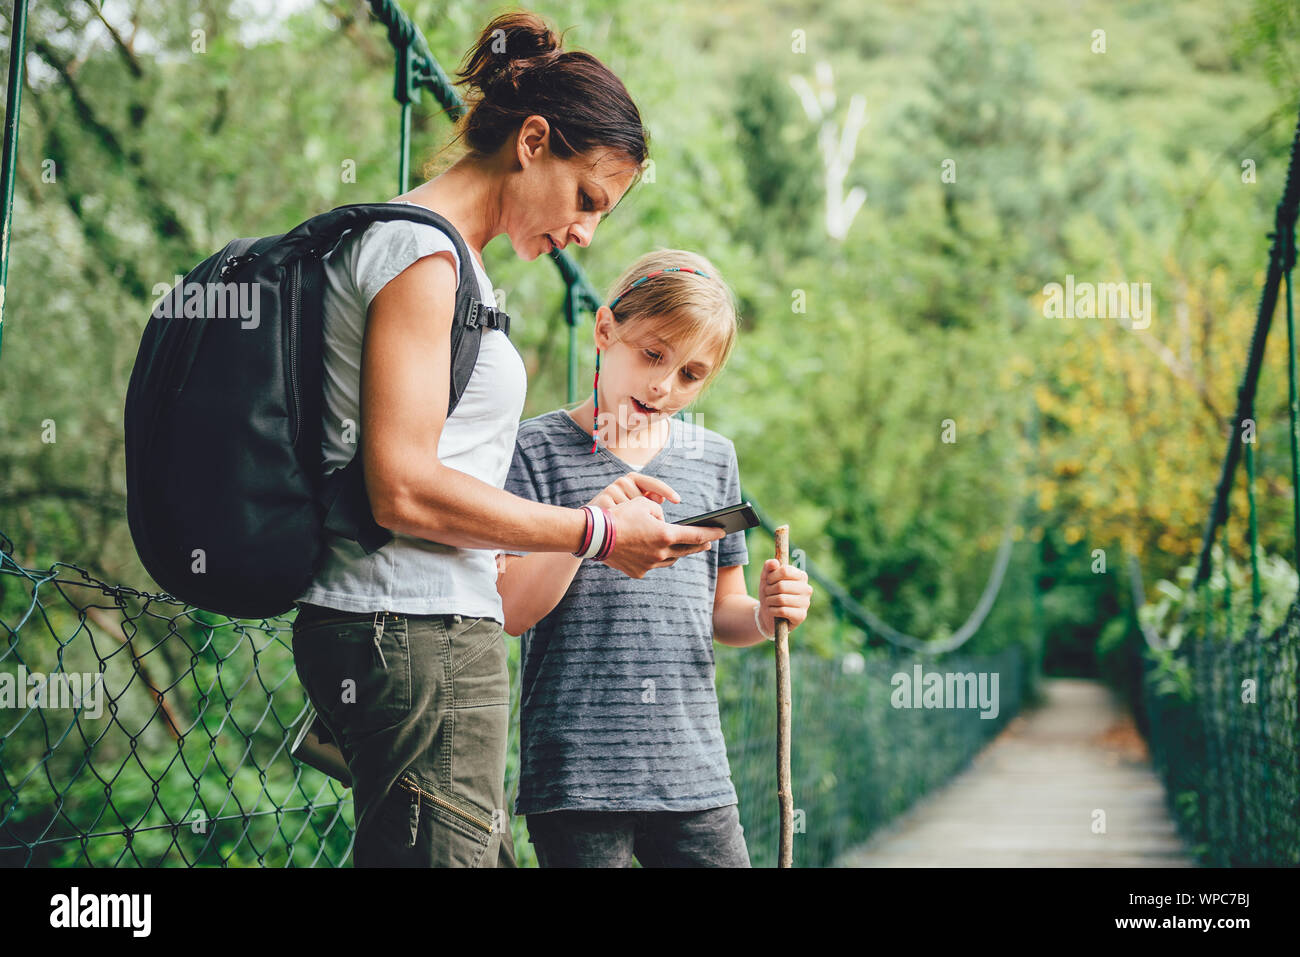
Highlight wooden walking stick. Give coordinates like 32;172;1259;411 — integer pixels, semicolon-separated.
774;525;793;868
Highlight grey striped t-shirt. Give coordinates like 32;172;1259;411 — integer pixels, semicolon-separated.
503;409;749;814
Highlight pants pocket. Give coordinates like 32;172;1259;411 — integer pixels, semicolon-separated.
367;770;502;868
447;616;508;708
292;614;412;736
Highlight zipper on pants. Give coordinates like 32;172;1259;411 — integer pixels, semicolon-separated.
397;772;494;844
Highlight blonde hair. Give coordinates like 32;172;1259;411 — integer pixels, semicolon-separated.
599;249;740;394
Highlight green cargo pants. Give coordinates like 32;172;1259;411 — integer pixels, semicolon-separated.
291;602;517;867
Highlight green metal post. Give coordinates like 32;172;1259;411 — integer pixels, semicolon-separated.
1245;436;1262;615
1284;226;1300;574
399;100;411;193
394;40;419;194
0;0;31;361
566;281;578;404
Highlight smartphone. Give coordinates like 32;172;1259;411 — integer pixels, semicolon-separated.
676;501;760;536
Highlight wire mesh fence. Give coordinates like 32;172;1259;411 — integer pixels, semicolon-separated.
719;642;1026;868
0;531;353;867
1;527;1030;867
1140;596;1300;866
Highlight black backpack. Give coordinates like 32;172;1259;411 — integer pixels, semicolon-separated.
124;203;512;620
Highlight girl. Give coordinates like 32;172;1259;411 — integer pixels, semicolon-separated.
497;249;813;867
290;13;724;869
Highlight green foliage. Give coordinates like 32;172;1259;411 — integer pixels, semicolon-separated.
1231;0;1300;95
1138;544;1300;649
4;0;1292;667
732;62;822;258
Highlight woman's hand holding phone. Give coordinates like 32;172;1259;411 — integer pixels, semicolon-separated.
591;473;724;579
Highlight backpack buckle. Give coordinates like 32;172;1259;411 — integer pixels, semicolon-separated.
464;301;511;335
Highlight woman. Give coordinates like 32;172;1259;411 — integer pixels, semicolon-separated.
290;11;724;868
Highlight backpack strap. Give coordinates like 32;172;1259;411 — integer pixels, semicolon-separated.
289;203;512;555
272;202;511;415
318;446;393;554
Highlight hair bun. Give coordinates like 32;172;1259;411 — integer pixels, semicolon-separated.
498;14;561;60
443;10;648;171
460;12;564;98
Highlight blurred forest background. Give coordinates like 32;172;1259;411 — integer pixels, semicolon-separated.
1;0;1299;866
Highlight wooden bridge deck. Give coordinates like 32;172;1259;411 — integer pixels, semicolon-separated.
836;678;1197;867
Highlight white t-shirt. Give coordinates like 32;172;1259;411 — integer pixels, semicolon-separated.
296;203;528;619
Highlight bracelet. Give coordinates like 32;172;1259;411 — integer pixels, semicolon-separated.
586;507;607;559
595;506;617;561
754;602;775;641
572;506;605;560
571;506;594;558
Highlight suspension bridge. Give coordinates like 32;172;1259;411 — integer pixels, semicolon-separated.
0;0;1296;868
